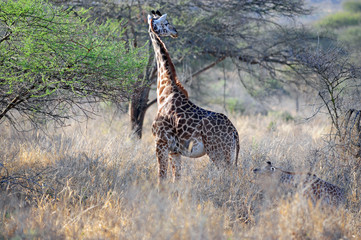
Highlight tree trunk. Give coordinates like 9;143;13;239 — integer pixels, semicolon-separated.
128;39;157;139
129;86;151;139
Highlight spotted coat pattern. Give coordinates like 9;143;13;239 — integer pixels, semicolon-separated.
148;11;240;184
253;161;345;206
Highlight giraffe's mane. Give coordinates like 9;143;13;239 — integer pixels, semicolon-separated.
150;20;189;98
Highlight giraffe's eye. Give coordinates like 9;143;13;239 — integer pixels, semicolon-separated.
270;167;275;171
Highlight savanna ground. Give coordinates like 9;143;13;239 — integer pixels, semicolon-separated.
0;100;361;239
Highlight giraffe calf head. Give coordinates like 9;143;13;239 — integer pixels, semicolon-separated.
148;10;178;38
253;161;277;176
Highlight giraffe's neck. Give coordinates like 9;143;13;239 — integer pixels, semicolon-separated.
148;25;188;107
279;170;296;185
278;169;315;187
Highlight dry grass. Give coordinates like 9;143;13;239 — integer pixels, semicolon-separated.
0;108;360;239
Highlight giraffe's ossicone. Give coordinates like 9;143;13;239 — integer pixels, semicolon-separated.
148;10;240;184
253;161;345;206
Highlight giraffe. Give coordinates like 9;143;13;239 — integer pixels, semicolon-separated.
252;161;345;206
147;10;240;184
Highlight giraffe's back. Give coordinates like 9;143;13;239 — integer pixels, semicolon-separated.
305;175;346;206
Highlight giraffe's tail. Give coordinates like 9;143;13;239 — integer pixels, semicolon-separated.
233;131;240;166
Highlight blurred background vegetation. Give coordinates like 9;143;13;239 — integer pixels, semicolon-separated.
317;0;361;50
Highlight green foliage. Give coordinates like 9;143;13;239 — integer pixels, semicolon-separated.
0;0;147;124
316;0;361;51
338;25;361;47
343;0;361;13
226;98;246;114
267;111;294;131
317;12;361;29
250;78;288;99
269;111;294;122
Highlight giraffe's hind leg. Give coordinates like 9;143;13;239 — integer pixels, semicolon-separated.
201;134;230;167
205;145;232;168
155;139;169;185
170;153;181;182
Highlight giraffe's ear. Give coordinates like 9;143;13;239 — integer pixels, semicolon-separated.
147;14;152;25
156;10;162;16
151;10;156;15
266;161;272;165
157;14;167;23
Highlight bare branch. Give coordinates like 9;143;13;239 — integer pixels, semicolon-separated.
184;56;226;83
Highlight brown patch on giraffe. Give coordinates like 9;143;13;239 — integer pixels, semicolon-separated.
187;118;194;125
158;85;165;95
178;118;186;125
159;96;165;103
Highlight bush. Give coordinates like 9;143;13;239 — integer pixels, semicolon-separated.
343;0;361;13
317;12;361;29
0;0;147;128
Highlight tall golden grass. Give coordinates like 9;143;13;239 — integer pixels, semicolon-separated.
0;108;360;239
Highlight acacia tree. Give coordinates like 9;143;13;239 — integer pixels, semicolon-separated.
0;0;147;129
54;0;315;138
314;1;361;157
286;43;361;157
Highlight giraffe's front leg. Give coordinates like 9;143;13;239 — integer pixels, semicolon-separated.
170;153;181;182
155;139;169;185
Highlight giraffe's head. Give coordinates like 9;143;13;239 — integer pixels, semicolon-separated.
253;161;277;176
148;10;178;38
